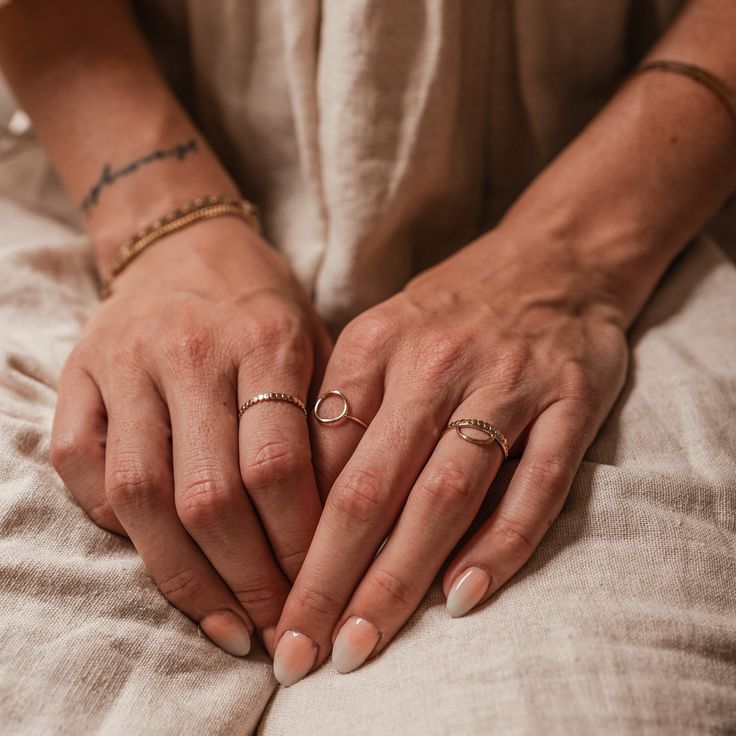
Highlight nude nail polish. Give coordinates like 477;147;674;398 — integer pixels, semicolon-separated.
200;610;252;657
273;630;318;687
446;567;491;618
332;616;380;674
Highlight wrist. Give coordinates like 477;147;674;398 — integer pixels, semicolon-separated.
491;211;657;332
87;148;244;277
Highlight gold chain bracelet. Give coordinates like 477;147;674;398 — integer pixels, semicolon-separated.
99;194;261;298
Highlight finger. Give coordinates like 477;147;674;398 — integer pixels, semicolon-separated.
165;364;291;642
442;398;594;617
104;376;255;657
272;384;453;686
309;323;386;502
238;374;321;582
50;363;125;535
328;395;531;673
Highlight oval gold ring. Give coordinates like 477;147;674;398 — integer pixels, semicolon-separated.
238;392;308;421
313;389;368;430
442;418;509;459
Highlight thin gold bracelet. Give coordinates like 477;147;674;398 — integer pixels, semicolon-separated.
99;194;261;298
630;60;736;130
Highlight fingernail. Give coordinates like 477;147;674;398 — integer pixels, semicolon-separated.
332;616;381;674
200;610;252;656
273;630;318;686
262;627;276;658
446;567;491;618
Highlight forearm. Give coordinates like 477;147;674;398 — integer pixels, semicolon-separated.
0;0;240;274
497;0;736;329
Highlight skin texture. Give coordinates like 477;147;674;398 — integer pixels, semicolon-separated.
0;0;734;672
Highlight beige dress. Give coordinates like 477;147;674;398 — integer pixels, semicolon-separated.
0;2;735;734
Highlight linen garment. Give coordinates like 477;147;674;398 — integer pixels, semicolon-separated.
1;1;735;735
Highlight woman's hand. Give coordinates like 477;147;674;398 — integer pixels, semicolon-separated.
50;217;331;658
270;224;630;684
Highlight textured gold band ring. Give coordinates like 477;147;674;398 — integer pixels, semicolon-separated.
443;419;509;458
238;392;308;421
313;390;368;430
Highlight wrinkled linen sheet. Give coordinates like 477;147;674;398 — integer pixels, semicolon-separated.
0;191;734;734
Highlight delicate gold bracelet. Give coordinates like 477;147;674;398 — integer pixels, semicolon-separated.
99;194;261;298
630;60;736;131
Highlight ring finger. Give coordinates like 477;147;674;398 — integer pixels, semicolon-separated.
165;366;291;650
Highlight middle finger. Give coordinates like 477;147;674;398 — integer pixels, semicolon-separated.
164;364;291;644
272;381;454;685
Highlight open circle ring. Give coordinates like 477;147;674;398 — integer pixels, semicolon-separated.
442;418;509;459
313;389;368;430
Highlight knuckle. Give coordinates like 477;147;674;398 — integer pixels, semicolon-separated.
371;568;416;608
164;325;213;371
246;312;308;353
338;310;394;359
491;345;531;393
157;568;202;607
413;330;464;384
49;431;91;474
517;455;573;501
419;460;476;512
177;476;235;531
111;332;148;368
85;499;121;531
290;584;344;620
107;465;159;511
277;546;309;577
492;515;537;561
562;361;601;409
241;313;311;375
231;581;283;611
242;440;305;492
330;468;387;525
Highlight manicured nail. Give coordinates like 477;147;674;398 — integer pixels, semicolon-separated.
332;616;381;674
446;567;491;618
262;627;276;658
273;630;318;686
200;610;252;656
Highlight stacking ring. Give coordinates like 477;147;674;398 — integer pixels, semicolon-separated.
313;389;368;430
443;418;509;458
238;392;308;421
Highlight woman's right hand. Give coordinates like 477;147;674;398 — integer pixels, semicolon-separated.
50;216;331;658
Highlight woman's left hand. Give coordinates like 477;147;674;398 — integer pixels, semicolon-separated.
271;223;630;685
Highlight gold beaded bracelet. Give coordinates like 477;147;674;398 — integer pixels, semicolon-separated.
99;194;261;298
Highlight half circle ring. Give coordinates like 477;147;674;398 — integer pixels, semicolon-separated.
442;418;509;458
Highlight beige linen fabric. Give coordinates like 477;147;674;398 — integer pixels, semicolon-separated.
1;1;735;734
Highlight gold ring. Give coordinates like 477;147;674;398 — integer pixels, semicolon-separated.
313;390;368;430
238;392;307;421
442;418;509;458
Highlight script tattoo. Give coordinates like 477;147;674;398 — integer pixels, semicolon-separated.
80;139;198;216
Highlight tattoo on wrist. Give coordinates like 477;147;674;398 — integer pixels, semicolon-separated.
80;138;198;217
